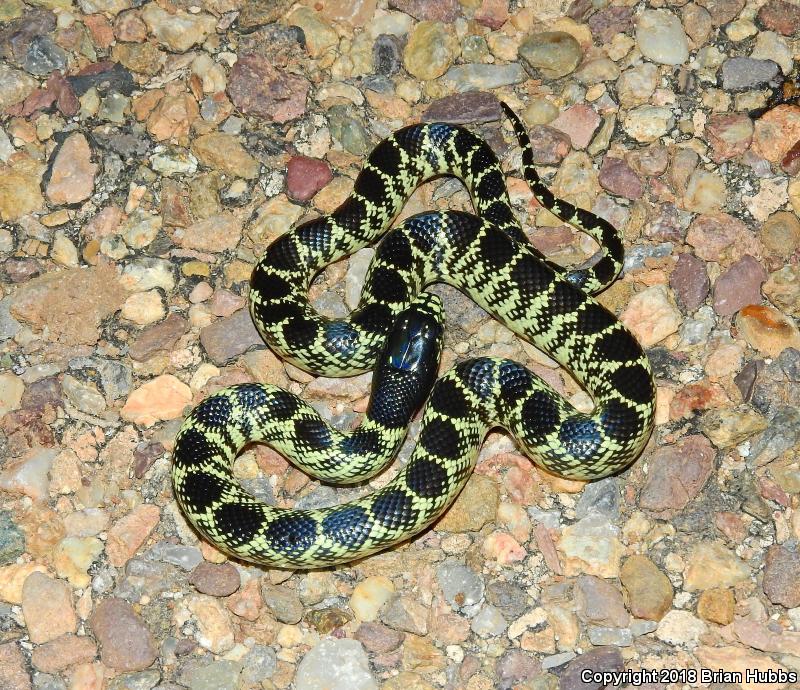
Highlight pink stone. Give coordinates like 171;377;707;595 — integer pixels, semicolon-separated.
286;156;333;202
46;133;98;205
475;0;509;29
482;532;526;564
550;104;601;150
105;503;160;567
598;156;644;199
712;254;767;316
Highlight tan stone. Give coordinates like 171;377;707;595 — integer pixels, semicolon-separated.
105;504;160;567
46;134;98;205
620;555;674;621
191;132;260;180
437;474;499;533
697;587;735;625
684;541;750;591
21;572;77;644
121;375;192;427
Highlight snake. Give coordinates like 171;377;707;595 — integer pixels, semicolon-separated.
172;103;656;568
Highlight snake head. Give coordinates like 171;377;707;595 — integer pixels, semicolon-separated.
368;294;445;424
385;293;444;376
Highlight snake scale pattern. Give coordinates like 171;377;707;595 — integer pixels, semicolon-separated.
172;103;656;568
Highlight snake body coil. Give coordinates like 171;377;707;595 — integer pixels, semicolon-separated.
172;104;656;568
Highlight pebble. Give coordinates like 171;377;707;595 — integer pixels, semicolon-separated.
655;610;708;647
327;104;372;156
382;595;429;635
22;572;77;644
684;541;750;591
0;163;44;222
287;7;337;58
764;265;800;318
752;30;793;76
706;112;754;162
588;626;633;647
3;436;54;493
198;308;263;365
389;0;460;22
191;133;260;180
622;106;674;143
696;587;735;625
620;555;674;621
436;474;498;532
550;104;600;150
295;639;378;690
762;543;800;608
106;504;161;567
557;514;623;578
228;53;309;123
187;594;234;653
373;33;403;75
518;32;582;80
754;105;800;165
11;263;126;346
240;644;277;687
686;212;761;264
181;659;241;690
354;621;404;654
31;635;97;674
0;642;30;690
121;375;191;427
574;575;629;627
761;211;800;262
598;156;643;199
422;92;502;124
436;560;484;612
638;435;715;518
758;0;800;35
24;35;67;76
350;575;395;621
54;536;104;587
0;63;37;111
140;4;216;53
670;253;710;312
90;597;157;671
46;133;98;205
588;6;632;43
712;255;767;316
189;561;240;597
403;21;458;81
620;284;682;348
260;582;304;623
722;58;779;95
0;511;25;565
286;156;332;202
470;604;508;637
635;9;689;65
441;63;526;93
560;647;623;690
736;304;800;357
485;581;528;620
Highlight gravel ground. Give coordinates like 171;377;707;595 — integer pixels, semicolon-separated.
1;0;800;689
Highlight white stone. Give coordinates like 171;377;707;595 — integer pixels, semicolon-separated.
635;10;690;66
623;106;675;143
655;609;708;647
0;372;24;416
349;575;395;621
295;638;378;690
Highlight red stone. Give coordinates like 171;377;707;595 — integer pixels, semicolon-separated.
286;155;333;202
757;0;800;35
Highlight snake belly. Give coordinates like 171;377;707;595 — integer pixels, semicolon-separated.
172;104;656;568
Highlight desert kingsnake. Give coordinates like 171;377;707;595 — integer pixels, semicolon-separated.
172;103;655;568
